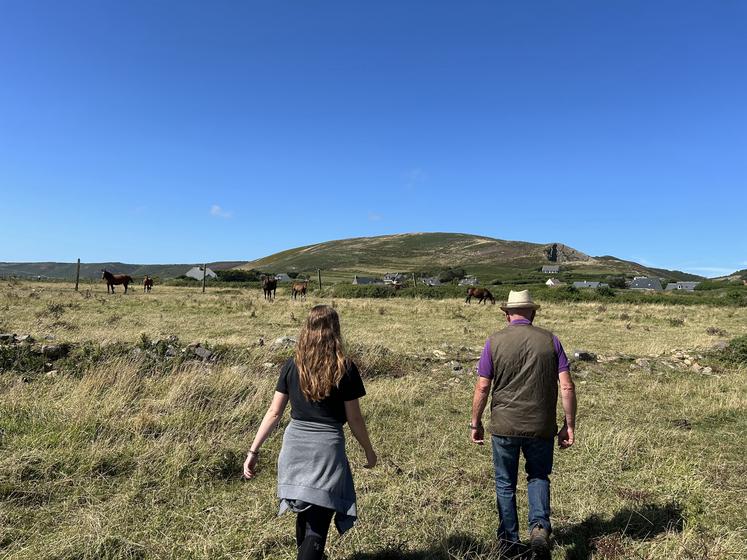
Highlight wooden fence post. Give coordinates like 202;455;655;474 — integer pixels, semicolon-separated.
412;273;416;295
75;258;81;291
318;269;322;291
202;264;207;293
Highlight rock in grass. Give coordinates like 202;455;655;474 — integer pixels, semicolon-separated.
449;361;463;371
271;336;297;350
0;333;15;342
16;334;34;343
194;346;212;360
41;344;69;360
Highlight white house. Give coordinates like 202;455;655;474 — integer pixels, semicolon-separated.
458;276;478;286
185;266;217;281
274;273;292;282
421;277;441;287
545;278;563;287
542;265;560;274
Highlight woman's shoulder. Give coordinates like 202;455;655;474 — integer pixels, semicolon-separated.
344;359;360;375
281;357;298;375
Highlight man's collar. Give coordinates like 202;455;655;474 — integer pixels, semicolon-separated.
509;318;533;325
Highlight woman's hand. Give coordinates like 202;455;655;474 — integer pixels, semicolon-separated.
364;448;377;469
243;451;258;479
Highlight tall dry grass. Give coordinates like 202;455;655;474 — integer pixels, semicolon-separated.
1;281;745;559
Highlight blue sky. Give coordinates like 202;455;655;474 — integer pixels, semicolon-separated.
1;1;745;276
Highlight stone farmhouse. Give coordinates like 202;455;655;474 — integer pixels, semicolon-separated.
352;275;385;285
665;281;700;292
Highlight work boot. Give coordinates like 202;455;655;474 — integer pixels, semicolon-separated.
529;525;551;560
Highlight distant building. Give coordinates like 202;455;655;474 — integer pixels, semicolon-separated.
274;273;292;282
384;273;407;285
572;281;609;289
185;266;217;281
542;265;560;274
352;275;384;285
665;281;700;292
458;276;478;286
545;278;563;287
421;277;441;287
629;277;663;291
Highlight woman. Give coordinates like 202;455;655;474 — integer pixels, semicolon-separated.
244;305;377;560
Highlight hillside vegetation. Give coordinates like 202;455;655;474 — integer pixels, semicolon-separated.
239;232;702;283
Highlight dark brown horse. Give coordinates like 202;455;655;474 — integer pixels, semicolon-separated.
102;269;133;294
291;280;308;300
465;287;495;305
262;276;277;301
143;276;153;293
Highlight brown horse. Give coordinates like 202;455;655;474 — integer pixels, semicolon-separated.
291;280;308;300
262;276;277;301
465;287;495;305
102;269;133;294
143;276;154;293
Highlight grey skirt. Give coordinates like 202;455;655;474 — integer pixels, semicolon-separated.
277;419;357;534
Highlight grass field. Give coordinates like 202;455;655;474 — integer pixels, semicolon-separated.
1;282;745;559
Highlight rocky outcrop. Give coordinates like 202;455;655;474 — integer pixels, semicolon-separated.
544;243;592;263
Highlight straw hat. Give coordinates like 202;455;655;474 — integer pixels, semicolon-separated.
500;289;541;312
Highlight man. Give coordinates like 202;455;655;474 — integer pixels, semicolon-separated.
470;290;577;558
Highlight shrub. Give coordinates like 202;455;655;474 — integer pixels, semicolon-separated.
215;269;262;282
723;335;747;364
596;286;615;298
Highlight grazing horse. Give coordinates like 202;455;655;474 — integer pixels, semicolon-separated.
465;287;495;305
262;276;278;301
143;276;154;293
291;281;308;300
102;269;133;294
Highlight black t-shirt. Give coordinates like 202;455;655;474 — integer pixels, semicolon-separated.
276;358;366;424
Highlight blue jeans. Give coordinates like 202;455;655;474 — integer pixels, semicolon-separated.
491;435;554;544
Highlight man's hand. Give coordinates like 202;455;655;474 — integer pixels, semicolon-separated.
557;423;574;449
364;448;377;469
470;424;485;445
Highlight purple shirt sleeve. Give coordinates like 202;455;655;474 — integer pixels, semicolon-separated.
477;338;493;379
553;336;570;373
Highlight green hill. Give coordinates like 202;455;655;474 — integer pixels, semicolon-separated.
238;232;702;283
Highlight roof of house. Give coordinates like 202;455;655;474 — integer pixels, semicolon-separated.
421;277;441;286
542;265;560;273
458;277;478;285
353;275;384;285
546;278;562;285
572;281;608;289
185;266;217;280
629;277;663;291
665;281;700;291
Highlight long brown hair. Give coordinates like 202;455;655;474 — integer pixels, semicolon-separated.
295;305;347;402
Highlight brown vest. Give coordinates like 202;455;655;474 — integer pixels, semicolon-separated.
488;323;559;439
